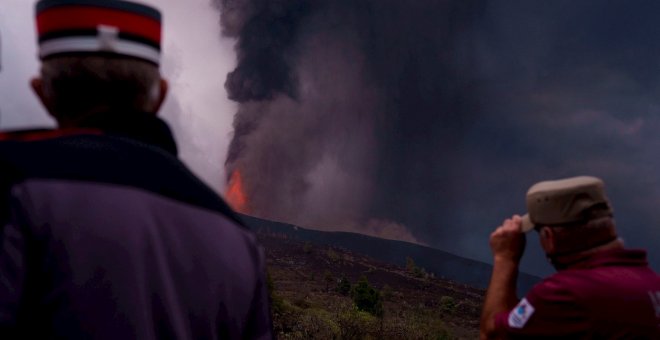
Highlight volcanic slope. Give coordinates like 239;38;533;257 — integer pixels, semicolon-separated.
242;214;540;293
260;232;484;339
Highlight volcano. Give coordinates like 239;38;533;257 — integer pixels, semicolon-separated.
240;213;540;295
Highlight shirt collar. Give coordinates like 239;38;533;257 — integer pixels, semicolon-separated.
568;248;648;270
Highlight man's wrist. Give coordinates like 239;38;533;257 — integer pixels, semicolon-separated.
493;256;520;268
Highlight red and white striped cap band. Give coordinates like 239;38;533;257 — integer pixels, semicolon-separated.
35;0;162;65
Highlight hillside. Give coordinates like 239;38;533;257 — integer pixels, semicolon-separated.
241;214;540;294
260;232;484;339
241;215;542;339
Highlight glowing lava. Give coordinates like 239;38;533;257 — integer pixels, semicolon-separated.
226;170;248;213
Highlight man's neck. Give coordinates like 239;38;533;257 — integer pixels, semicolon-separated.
549;238;625;270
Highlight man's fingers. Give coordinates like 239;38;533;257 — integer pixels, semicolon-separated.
510;216;523;232
490;215;527;260
492;215;525;239
501;221;516;232
497;215;523;232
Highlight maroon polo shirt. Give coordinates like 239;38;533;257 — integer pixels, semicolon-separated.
495;249;660;339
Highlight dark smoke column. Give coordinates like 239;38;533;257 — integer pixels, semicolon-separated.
214;0;322;221
217;0;311;164
213;0;485;245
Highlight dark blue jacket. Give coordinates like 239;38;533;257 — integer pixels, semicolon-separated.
0;113;273;339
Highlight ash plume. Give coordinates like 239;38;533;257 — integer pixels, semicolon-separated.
215;0;484;241
214;0;660;275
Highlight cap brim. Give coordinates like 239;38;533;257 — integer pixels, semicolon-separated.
521;214;534;233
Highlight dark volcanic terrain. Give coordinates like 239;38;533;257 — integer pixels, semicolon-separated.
243;214;540;294
259;232;484;339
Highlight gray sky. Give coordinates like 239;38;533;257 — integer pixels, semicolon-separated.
213;0;660;277
3;0;660;278
0;0;237;192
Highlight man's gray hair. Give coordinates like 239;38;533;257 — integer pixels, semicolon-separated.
40;56;161;120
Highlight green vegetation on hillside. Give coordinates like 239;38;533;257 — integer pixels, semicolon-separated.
351;276;383;317
261;234;483;339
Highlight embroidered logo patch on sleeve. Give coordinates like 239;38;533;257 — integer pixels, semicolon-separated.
649;291;660;317
508;298;535;328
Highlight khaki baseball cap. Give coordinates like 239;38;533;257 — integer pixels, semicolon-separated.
520;176;613;232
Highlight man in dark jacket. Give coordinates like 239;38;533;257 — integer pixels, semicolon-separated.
480;176;660;339
0;0;273;338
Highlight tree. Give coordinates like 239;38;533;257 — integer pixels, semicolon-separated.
406;256;416;272
351;276;383;317
406;256;427;278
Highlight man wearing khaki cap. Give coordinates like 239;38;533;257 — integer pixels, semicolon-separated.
0;0;272;338
480;176;660;339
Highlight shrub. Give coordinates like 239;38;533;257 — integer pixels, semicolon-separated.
381;284;393;301
415;319;451;340
303;242;313;254
405;256;428;278
324;271;334;292
338;305;379;339
337;276;351;296
294;308;340;338
383;312;451;339
274;302;340;338
326;248;339;262
351;276;383;317
293;297;312;309
439;295;457;315
266;272;286;315
406;256;416;272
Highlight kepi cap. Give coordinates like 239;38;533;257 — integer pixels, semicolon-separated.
35;0;162;65
520;176;613;232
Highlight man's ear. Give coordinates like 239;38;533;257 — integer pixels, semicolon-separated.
31;77;57;118
539;226;556;255
151;78;168;114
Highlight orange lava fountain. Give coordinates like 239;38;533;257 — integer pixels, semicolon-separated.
226;169;248;213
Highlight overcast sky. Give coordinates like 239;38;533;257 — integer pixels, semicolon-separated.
210;0;660;277
0;0;236;192
2;0;660;278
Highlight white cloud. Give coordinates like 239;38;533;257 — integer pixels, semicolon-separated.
0;0;236;193
0;0;50;128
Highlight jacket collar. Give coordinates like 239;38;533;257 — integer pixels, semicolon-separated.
76;111;179;156
0;112;179;156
